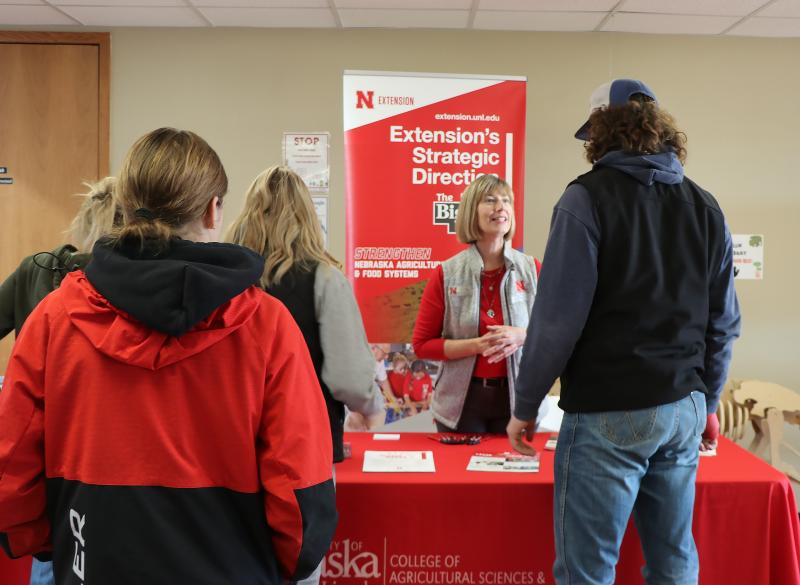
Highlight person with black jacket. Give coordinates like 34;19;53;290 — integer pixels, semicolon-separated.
0;128;337;585
507;80;740;585
227;165;383;585
227;165;384;457
0;177;117;341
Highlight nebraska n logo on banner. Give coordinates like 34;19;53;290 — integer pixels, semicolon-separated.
355;90;374;109
343;70;527;342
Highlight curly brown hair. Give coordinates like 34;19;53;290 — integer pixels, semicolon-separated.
584;96;687;164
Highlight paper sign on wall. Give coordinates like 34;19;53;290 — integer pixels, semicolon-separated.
312;196;328;248
732;234;764;280
283;132;330;193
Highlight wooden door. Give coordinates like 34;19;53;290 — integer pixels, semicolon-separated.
0;32;109;372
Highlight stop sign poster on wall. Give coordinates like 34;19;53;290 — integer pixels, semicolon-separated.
343;70;527;344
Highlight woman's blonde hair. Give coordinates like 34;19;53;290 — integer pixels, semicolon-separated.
109;127;227;250
454;174;515;244
66;176;120;252
225;165;341;287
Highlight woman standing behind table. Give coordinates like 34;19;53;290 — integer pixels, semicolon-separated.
226;165;384;465
412;174;547;433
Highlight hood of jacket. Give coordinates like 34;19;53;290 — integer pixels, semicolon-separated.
594;150;684;186
59;238;265;370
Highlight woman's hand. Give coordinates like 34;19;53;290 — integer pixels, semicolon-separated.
444;328;524;361
481;325;526;363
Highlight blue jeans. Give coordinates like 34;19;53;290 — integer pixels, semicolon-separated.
553;392;706;585
29;559;54;585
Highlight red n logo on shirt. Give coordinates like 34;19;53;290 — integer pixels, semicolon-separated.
516;281;526;292
448;287;458;295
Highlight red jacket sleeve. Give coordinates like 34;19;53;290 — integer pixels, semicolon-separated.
0;303;50;559
258;304;337;581
412;266;446;360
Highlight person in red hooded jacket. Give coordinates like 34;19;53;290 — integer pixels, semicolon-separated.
0;128;337;585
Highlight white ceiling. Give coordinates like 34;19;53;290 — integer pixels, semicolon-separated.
1;0;800;36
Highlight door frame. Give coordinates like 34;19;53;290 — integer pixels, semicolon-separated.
0;31;110;175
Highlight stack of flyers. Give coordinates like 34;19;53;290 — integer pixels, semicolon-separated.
467;452;540;473
544;434;558;451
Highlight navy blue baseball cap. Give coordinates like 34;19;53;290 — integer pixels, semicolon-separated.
575;79;658;141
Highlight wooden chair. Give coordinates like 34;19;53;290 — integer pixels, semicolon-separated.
716;379;749;442
733;380;800;481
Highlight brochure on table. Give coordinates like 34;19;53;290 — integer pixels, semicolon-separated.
362;450;436;472
467;452;540;473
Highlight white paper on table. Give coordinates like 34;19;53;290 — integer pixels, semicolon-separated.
362;450;436;472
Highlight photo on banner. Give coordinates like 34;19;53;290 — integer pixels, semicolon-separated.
343;70;527;430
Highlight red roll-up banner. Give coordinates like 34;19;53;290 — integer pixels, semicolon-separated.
344;70;526;342
343;71;526;425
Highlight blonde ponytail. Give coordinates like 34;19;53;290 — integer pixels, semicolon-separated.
226;165;340;287
66;176;121;252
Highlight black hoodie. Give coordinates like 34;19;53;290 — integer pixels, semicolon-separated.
86;237;264;337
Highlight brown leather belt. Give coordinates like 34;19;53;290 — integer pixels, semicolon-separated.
471;377;507;388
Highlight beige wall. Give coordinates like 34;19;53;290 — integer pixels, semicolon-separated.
110;28;800;391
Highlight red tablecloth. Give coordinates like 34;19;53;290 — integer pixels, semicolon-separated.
3;435;798;585
323;433;800;585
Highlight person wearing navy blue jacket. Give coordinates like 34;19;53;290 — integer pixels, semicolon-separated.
507;79;740;585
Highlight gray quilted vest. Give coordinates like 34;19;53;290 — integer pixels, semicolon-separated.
431;242;537;429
